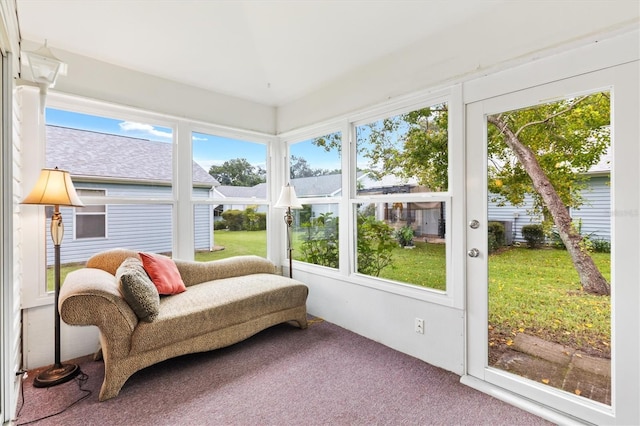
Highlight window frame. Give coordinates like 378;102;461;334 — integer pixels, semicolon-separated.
280;86;464;308
21;91;278;308
285;127;344;271
73;188;107;240
188;123;275;259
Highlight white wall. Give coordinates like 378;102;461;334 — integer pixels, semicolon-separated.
277;6;638;133
20;40;277;135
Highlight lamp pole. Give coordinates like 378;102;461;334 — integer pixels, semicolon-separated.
33;204;80;387
284;207;294;278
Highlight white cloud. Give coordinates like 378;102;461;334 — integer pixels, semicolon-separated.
119;121;172;139
192;135;207;141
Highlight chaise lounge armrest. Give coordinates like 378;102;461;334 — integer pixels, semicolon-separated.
59;267;138;358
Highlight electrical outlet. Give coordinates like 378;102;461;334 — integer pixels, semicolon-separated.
415;318;424;334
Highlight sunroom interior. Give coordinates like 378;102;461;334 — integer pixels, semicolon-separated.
1;1;639;424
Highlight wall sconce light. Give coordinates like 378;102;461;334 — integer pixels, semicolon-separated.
23;40;66;112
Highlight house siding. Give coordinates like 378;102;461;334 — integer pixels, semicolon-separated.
488;175;611;243
46;182;212;265
571;175;611;241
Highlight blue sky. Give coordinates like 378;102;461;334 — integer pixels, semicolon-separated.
45;108;342;172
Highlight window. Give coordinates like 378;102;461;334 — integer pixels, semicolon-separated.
288;131;342;269
354;102;449;291
40;106;176;293
75;189;106;239
192;130;269;259
292;203;339;269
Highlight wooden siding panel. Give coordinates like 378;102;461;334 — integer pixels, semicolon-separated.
194;204;212;251
571;176;611;241
488;176;611;243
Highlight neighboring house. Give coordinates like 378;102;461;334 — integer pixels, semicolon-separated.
214;172;446;238
357;174;446;238
214;183;267;217
45;125;219;265
488;152;611;244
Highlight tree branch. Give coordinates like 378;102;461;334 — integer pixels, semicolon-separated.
514;95;589;137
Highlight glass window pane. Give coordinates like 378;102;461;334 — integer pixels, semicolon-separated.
46;108;174;195
355;202;446;291
486;91;611;403
356;103;448;194
292;203;339;269
192;131;266;199
76;215;106;239
48;203;173;292
76;189;106;214
290;132;342;198
194;203;267;261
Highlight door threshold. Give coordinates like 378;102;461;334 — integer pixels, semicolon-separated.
460;375;593;425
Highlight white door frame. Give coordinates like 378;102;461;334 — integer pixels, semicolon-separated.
463;62;639;425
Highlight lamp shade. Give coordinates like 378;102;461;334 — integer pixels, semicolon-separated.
22;168;84;207
24;41;64;87
274;183;302;209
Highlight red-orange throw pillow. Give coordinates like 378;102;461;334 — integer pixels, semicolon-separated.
138;252;186;295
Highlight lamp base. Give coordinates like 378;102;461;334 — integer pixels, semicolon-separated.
33;363;80;388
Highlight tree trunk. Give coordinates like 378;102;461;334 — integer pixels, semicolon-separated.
488;115;610;296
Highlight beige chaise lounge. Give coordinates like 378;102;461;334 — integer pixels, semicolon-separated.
59;249;308;401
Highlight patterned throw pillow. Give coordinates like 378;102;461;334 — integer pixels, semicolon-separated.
116;257;160;322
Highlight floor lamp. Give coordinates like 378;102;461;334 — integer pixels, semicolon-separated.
22;167;84;387
274;183;302;278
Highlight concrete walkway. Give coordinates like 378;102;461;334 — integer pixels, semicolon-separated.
494;334;610;405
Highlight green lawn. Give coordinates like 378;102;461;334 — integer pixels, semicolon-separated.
378;242;446;290
51;231;610;356
195;230;267;261
489;247;610;356
46;263;85;292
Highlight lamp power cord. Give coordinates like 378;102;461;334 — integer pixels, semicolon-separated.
15;369;92;425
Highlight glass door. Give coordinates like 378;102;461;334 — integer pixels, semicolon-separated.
465;63;638;424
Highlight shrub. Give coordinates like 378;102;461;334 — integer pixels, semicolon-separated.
521;224;545;249
213;219;228;230
357;214;396;277
243;206;266;231
221;207;266;231
221;209;244;231
395;225;415;247
299;212;339;268
550;219;599;253
487;221;505;253
591;238;611;253
298;210;395;277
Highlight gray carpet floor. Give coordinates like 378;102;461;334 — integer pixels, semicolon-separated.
15;318;551;425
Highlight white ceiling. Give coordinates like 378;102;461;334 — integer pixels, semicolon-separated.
15;0;639;107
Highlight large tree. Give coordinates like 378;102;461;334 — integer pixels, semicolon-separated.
290;155;340;179
487;93;610;295
209;158;265;186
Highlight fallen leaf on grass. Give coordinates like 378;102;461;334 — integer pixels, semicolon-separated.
542;379;550;384
506;339;513;346
575;389;582;396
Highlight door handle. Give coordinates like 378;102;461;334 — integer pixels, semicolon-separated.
468;248;480;258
